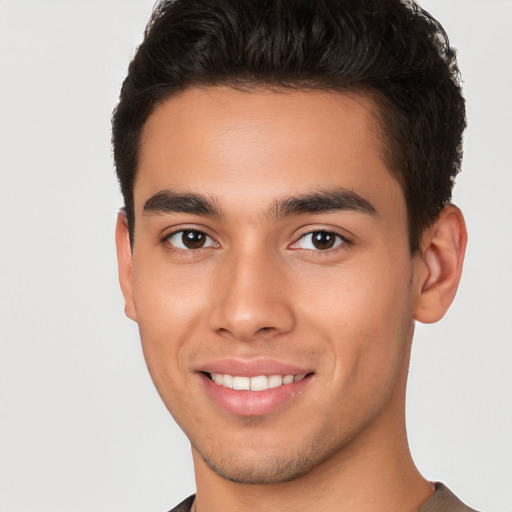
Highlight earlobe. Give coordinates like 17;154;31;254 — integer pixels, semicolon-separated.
413;205;467;324
115;212;137;322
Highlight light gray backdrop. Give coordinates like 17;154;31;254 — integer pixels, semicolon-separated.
0;1;510;511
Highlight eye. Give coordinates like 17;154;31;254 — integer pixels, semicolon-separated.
292;230;345;251
166;229;216;250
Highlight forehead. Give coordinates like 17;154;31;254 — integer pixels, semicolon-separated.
136;86;403;217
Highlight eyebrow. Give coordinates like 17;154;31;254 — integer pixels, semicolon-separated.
142;187;377;220
143;190;222;218
269;188;377;218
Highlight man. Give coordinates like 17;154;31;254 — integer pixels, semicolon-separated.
112;0;475;510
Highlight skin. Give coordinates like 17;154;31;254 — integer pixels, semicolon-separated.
116;87;467;512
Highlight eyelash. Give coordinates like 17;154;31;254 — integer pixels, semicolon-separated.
290;230;349;253
161;228;350;255
162;228;217;254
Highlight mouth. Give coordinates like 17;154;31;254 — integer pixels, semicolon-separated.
205;372;308;391
199;359;314;416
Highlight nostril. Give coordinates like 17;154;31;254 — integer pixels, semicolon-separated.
255;326;278;337
210;302;295;341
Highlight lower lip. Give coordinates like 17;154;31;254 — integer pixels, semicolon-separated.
200;373;311;417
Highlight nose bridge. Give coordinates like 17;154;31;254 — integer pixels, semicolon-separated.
209;244;294;340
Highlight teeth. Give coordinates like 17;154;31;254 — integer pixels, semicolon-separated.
233;376;250;390
283;375;294;385
222;374;234;388
269;375;283;388
210;373;306;391
250;375;268;391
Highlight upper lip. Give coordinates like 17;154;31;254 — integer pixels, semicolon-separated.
200;358;313;377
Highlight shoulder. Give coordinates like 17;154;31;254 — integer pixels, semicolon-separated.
419;483;480;512
166;494;195;512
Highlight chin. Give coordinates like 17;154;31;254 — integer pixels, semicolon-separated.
193;431;339;485
201;452;316;485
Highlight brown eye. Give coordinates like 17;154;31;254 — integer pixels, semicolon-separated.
182;230;206;249
311;231;336;250
293;230;345;251
167;230;215;250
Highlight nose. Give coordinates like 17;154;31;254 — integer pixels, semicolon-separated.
208;250;295;342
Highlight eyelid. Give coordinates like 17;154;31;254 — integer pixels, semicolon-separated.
289;228;351;251
161;225;219;252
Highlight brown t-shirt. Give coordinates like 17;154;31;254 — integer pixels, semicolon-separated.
418;483;479;512
167;482;478;512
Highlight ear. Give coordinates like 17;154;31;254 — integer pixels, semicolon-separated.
413;205;467;324
115;212;137;322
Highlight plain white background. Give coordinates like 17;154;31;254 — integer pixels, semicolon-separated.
0;1;510;511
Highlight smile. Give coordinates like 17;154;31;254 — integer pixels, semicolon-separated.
209;373;307;391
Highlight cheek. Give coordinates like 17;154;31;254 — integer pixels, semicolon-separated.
133;253;210;325
131;259;210;384
295;254;414;379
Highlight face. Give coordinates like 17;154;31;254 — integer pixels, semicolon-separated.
119;87;424;484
